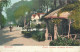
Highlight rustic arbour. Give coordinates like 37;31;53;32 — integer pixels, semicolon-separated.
44;9;71;40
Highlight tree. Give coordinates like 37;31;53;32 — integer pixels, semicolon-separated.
14;5;31;27
32;0;53;13
68;1;80;38
0;0;10;7
14;5;31;19
54;0;57;8
0;14;6;28
0;0;10;29
59;0;80;38
67;0;78;4
59;0;63;6
6;0;33;26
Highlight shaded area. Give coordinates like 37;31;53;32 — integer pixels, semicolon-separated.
0;29;18;45
0;27;50;46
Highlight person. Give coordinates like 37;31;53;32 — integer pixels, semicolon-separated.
9;26;13;32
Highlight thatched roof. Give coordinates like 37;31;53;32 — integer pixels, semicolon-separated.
45;8;70;19
59;12;70;19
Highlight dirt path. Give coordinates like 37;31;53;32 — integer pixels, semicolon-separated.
0;27;50;46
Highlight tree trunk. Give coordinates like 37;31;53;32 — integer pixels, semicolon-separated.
54;0;56;8
59;0;63;6
67;0;71;3
54;24;57;40
46;5;48;13
68;19;71;39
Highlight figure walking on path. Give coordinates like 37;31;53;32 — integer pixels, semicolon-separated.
9;26;13;32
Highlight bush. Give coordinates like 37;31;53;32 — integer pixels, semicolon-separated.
49;37;80;46
32;31;45;41
36;24;46;29
22;31;45;41
22;31;32;38
31;23;36;28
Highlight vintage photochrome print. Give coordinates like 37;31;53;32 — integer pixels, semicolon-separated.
0;0;80;52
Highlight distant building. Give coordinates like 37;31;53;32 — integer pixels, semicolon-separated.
31;13;45;24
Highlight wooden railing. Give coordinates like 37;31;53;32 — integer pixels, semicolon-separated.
60;34;77;40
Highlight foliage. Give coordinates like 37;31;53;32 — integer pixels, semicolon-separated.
36;24;41;29
36;24;46;29
59;1;80;31
0;14;6;28
31;22;46;28
31;23;36;28
47;20;54;36
61;4;75;12
32;0;56;13
14;5;31;19
59;1;80;12
69;7;80;30
32;0;72;12
0;0;10;7
6;1;33;25
50;36;80;46
40;23;46;28
0;1;8;28
52;19;62;24
22;31;45;41
17;17;24;27
31;31;45;41
22;31;32;38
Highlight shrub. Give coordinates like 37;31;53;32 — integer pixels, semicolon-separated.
36;24;46;29
49;37;80;46
31;23;36;28
22;31;26;34
32;31;45;41
22;31;45;41
22;31;32;38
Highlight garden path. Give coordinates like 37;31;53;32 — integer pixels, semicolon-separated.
0;27;50;46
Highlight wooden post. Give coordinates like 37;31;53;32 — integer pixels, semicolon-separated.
45;27;48;40
54;24;57;40
68;19;71;39
51;36;52;41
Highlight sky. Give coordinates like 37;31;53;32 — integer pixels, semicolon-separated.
10;0;32;6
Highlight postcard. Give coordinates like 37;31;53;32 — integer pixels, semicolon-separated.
0;0;80;52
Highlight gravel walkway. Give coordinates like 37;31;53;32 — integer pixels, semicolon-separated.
0;27;50;46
